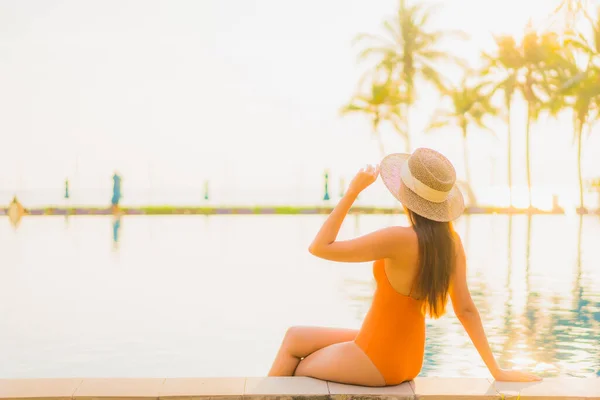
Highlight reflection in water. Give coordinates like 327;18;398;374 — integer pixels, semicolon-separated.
343;214;375;320
7;197;25;229
112;214;122;249
8;212;22;230
517;216;600;377
553;216;600;376
523;216;540;368
345;277;375;322
498;215;515;368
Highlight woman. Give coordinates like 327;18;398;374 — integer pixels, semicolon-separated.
269;148;541;386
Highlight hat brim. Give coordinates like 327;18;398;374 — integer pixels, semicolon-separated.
380;153;465;222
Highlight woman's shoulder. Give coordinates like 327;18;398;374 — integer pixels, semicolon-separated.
383;225;415;237
381;225;418;246
382;226;418;262
452;231;466;257
452;230;464;246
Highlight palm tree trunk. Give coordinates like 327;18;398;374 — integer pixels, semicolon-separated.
577;120;585;212
525;104;533;209
506;101;513;208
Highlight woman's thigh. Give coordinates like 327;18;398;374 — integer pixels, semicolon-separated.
294;341;386;387
282;326;359;358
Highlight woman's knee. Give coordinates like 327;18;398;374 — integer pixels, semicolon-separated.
282;326;307;355
283;326;303;343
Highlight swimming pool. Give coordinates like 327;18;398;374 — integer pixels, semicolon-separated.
1;214;598;378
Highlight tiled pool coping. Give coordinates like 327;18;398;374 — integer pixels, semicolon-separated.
0;377;598;400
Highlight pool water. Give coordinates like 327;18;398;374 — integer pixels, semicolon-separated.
1;214;598;378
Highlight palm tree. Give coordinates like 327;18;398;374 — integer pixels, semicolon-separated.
341;80;407;156
559;64;600;212
481;35;522;207
521;30;565;208
482;30;562;208
565;6;600;61
558;9;600;212
426;76;498;199
551;0;594;29
522;31;564;208
353;0;466;152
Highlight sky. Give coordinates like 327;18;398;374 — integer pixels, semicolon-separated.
0;0;599;208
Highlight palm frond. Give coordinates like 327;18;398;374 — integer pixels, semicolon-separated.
414;5;434;28
382;20;403;45
420;50;469;69
421;64;448;94
545;95;567;116
340;103;368;115
356;46;398;63
349;0;468;113
389;115;409;139
560;70;589;92
472;116;497;137
425;118;452;133
352;33;396;49
479;52;498;70
587;107;600;132
425;107;455;133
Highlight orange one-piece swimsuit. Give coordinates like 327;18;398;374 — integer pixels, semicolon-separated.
354;259;426;385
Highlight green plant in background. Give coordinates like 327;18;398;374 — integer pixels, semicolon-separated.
352;0;467;152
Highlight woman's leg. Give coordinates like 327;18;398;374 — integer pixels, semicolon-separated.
295;341;386;387
268;326;358;377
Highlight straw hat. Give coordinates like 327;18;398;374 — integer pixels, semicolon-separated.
380;148;465;222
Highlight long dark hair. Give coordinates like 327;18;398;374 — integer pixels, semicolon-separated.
406;208;456;319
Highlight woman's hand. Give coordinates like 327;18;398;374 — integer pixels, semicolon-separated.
348;164;380;195
493;368;541;382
